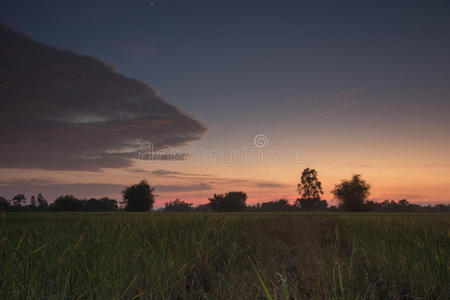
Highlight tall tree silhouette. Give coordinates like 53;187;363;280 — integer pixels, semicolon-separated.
30;195;36;207
122;180;155;211
37;193;48;208
296;168;327;210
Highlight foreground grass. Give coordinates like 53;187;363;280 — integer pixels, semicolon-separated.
0;212;448;299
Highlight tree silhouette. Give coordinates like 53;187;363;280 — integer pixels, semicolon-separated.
0;197;10;210
121;180;155;211
209;191;247;212
84;197;118;211
30;195;36;207
296;168;327;210
332;174;371;211
98;197;118;211
12;194;26;207
37;193;48;209
53;195;83;211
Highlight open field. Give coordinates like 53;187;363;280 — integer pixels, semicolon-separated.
1;212;449;299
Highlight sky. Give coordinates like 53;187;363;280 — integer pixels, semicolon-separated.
0;0;449;206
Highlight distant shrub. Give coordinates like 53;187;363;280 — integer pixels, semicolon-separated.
164;199;193;212
209;191;247;212
260;198;294;211
52;195;83;211
297;198;328;211
84;197;118;211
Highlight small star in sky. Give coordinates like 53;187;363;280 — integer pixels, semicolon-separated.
149;0;160;7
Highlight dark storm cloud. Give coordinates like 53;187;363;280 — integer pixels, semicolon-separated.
0;25;206;170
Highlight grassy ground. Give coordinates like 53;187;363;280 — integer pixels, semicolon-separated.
0;212;448;299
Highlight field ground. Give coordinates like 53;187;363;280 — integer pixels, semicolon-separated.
0;212;449;299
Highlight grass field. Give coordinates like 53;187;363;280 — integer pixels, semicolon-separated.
1;212;448;299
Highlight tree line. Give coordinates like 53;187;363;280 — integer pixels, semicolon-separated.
159;169;449;213
0;194;118;211
1;168;449;212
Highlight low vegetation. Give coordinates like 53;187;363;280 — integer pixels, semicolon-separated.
0;212;448;299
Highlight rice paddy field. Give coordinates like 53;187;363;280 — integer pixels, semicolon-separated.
1;212;449;299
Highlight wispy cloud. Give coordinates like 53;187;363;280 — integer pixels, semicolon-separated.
254;182;290;188
126;168;211;178
0;179;214;200
155;183;213;193
151;169;210;177
325;88;363;115
126;168;149;174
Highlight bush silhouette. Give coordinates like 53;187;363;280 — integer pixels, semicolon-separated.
53;195;83;211
332;175;371;212
260;198;293;211
209;191;247;212
164;199;193;212
122;180;155;211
